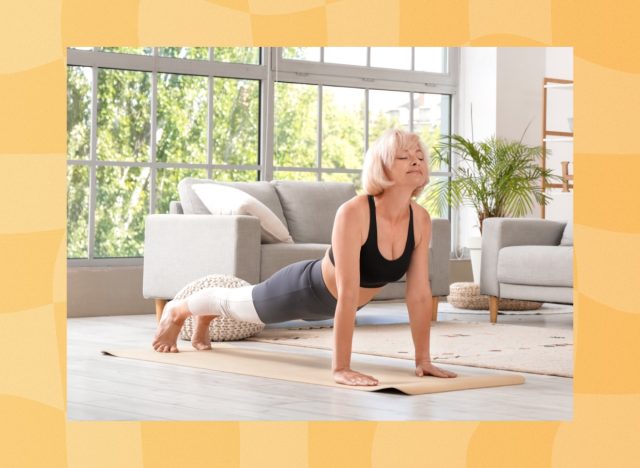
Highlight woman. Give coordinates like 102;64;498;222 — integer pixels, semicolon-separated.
153;128;458;386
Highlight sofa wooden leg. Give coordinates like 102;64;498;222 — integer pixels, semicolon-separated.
431;296;439;321
155;299;168;323
489;296;499;323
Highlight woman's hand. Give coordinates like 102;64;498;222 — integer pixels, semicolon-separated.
415;361;457;378
333;368;379;386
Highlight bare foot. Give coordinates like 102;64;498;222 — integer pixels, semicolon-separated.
191;315;216;350
152;299;191;353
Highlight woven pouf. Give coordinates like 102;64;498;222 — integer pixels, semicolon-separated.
174;274;265;342
447;282;543;311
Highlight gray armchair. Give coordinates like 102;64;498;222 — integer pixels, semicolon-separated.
143;179;451;322
480;217;573;323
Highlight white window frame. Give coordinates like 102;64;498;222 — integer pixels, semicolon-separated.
66;47;458;266
273;47;457;92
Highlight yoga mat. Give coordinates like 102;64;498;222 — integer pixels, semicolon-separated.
249;322;573;378
102;343;525;395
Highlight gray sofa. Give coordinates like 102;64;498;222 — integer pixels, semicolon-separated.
480;217;573;323
143;178;451;321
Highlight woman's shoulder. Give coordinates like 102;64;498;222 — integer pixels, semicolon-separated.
333;195;369;243
335;194;369;226
339;194;370;213
410;199;430;221
410;200;431;246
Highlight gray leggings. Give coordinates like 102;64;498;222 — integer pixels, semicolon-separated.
185;259;364;325
252;258;366;324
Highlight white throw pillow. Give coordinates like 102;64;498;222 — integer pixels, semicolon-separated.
192;183;293;244
560;220;573;246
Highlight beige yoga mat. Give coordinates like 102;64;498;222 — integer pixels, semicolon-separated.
103;342;524;395
249;322;573;378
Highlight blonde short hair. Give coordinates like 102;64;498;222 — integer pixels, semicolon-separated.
361;128;430;197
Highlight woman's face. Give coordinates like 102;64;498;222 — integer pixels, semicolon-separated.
387;137;428;189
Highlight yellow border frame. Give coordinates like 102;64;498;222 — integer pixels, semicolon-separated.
2;1;640;466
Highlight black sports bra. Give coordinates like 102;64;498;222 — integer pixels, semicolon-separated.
328;195;414;288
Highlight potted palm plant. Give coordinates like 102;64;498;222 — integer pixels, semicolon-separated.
419;131;563;282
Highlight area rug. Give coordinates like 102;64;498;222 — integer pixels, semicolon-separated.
438;302;573;316
247;321;573;378
102;343;524;395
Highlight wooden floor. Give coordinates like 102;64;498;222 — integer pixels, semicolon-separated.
68;302;573;421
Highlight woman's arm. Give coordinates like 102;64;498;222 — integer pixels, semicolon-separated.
405;206;457;378
330;200;379;386
330;201;362;372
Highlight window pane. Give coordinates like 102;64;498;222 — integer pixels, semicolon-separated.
156;167;207;214
67;165;89;258
158;47;209;60
214;47;260;64
274;82;318;168
321;172;362;192
370;47;411;70
413;93;450;172
211;170;259;182
415;47;447;73
213;78;260;165
417;175;450;219
273;171;317;181
95;166;150;258
156;73;208;164
368;89;410;143
97;69;151;162
282;47;320;62
97;47;153;55
67;66;92;161
323;47;366;66
322;86;365;169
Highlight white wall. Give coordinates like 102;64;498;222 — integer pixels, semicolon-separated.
457;47;497;142
543;47;573;222
455;47;573;255
455;48;497;255
496;47;545;148
68;266;154;317
497;47;546;221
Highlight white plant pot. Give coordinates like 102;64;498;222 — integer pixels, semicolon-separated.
467;235;483;284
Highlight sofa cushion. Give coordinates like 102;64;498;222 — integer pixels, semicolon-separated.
192;183;293;244
272;181;357;243
260;243;329;281
560;220;573;246
178;178;288;228
497;245;573;287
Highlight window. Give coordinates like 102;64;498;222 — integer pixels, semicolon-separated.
368;90;410;142
97;47;153;55
415;47;448;73
156;72;208;165
158;47;209;60
66;47;263;260
67;47;455;263
324;47;367;66
282;47;320;62
322;86;366;171
274;82;318;171
370;47;412;70
279;46;450;76
212;78;260;166
214;47;261;64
